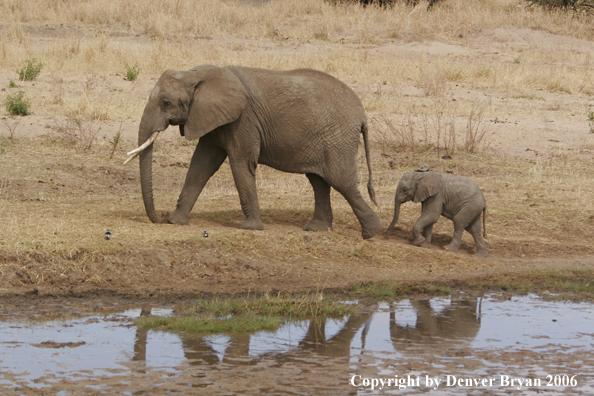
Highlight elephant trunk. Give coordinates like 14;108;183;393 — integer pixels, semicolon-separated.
137;112;169;224
139;144;162;223
387;200;401;230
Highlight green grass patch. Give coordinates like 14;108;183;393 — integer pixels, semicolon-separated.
465;269;594;299
17;59;43;81
352;282;452;299
3;91;32;116
138;312;283;333
124;62;140;81
352;270;594;300
137;292;356;333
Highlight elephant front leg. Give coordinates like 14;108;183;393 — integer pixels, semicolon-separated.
412;200;440;246
419;223;433;248
230;158;264;231
304;173;333;232
168;140;227;225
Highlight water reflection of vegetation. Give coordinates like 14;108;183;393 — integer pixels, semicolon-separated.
352;282;452;299
137;292;356;333
353;269;594;300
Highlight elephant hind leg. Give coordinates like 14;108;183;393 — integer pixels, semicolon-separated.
466;213;488;257
331;181;382;239
304;173;333;232
444;219;465;253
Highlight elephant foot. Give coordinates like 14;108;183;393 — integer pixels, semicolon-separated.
238;218;265;231
304;218;332;232
475;248;488;257
444;243;460;253
361;216;382;239
412;236;426;246
166;211;190;225
419;241;432;249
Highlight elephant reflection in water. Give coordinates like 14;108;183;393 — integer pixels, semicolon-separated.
296;312;373;357
390;298;481;344
132;298;481;366
133;308;251;366
132;309;373;366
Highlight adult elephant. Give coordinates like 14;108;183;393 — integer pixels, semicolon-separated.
125;65;382;239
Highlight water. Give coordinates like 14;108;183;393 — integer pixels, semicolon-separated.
0;294;592;395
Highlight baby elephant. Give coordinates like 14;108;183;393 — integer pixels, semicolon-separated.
388;171;488;257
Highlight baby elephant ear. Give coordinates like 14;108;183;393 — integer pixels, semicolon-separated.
414;172;441;203
183;66;248;141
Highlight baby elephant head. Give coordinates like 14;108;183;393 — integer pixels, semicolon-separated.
387;171;441;230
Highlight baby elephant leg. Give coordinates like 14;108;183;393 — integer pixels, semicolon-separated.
466;214;488;257
420;223;433;248
444;221;465;253
412;212;439;246
412;197;440;246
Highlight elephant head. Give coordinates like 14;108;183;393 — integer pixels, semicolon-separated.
125;65;248;223
387;171;441;230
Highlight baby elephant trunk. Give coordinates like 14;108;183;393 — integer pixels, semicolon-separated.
387;201;401;230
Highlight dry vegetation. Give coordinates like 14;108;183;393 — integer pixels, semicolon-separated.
0;0;593;297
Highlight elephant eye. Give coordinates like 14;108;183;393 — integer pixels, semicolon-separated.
163;99;172;107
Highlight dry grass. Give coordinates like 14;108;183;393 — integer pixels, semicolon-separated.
2;0;593;41
0;0;592;123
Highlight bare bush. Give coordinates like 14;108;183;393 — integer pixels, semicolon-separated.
2;117;22;140
465;101;492;153
375;101;492;157
51;118;101;151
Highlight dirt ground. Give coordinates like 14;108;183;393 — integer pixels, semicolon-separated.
1;14;594;301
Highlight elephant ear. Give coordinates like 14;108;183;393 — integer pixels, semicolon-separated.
182;66;248;141
414;172;440;203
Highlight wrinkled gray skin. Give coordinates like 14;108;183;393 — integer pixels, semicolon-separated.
137;65;382;239
387;171;487;256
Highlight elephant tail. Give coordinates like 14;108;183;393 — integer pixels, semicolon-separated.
362;123;378;206
482;206;487;238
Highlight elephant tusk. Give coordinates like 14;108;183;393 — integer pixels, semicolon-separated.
123;152;139;165
123;131;160;165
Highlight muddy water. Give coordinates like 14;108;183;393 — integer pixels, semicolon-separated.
0;294;593;395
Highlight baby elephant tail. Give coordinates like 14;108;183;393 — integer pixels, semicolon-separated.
362;123;378;206
482;206;487;238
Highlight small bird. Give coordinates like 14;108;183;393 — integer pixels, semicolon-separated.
203;231;209;238
105;229;112;240
415;167;430;172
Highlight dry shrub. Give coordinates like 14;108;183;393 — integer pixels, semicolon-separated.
464;101;492;153
373;100;492;156
51;118;102;150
